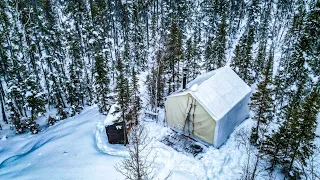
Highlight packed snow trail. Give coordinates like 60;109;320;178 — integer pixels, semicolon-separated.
0;106;123;180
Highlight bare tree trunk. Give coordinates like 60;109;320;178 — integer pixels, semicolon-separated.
0;82;8;124
251;155;260;180
122;111;127;145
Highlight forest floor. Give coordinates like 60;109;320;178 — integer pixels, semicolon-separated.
0;105;319;180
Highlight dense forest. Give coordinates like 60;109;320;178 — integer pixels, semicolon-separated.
0;0;319;179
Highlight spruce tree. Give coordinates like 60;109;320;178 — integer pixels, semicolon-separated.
247;0;260;33
282;87;320;178
0;1;11;82
129;67;142;125
304;1;320;77
41;0;68;114
155;51;166;108
261;124;288;171
278;17;310;122
231;28;255;85
204;37;214;72
84;70;94;105
64;0;93;109
146;50;166;110
228;0;245;43
262;87;320;177
272;66;287;118
254;43;267;79
273;7;307;116
184;37;200;81
254;0;271;78
132;0;147;70
191;30;201;79
201;0;218;36
94;52;111;115
164;20;183;94
68;41;84;115
249;49;274;145
114;57;130;145
185;37;193;62
7;100;25;134
14;0;42;84
123;40;131;74
25;75;46;134
211;14;227;69
7;81;26;118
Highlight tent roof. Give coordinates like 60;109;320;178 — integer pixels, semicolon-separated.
167;66;251;120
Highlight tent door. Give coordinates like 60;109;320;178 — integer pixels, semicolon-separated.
183;96;196;136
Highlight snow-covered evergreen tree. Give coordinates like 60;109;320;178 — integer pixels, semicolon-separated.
129;67;142;125
184;37;200;81
93;51;111;115
254;1;271;79
249;49;274;145
67;41;84;115
210;13;227;69
230;28;255;85
132;0;147;70
25;75;46;134
164;20;183;94
7;100;25;134
263;87;320;178
114;56;130;144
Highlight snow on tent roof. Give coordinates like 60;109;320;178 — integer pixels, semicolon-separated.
168;66;251;121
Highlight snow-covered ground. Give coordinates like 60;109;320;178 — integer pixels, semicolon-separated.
0;107;319;180
0;104;250;180
0;106;123;179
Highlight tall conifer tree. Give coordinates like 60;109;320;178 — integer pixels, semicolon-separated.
94;52;111;115
231;28;255;85
114;57;130;144
211;14;227;69
25;75;46;134
249;49;274;145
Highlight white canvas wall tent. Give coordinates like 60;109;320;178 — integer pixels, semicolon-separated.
164;66;252;148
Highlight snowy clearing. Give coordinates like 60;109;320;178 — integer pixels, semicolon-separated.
1;105;319;180
0;106;122;180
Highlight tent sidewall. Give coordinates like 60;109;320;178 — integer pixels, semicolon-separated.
213;92;251;148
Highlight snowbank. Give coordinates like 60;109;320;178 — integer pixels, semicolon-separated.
95;105;128;156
